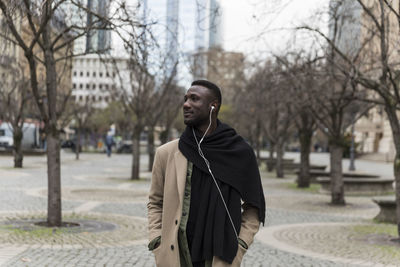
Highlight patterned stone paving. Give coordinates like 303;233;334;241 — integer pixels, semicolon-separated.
0;151;397;266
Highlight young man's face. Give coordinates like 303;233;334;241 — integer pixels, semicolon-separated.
183;85;214;127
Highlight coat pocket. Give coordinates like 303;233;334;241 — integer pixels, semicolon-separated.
153;244;163;266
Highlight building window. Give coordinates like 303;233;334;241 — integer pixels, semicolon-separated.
106;72;109;77
93;72;96;77
92;95;96;101
73;83;76;89
86;84;89;89
86;95;89;101
79;84;83;89
99;96;103;101
105;84;109;90
92;84;96;89
105;96;109;102
79;95;83;101
87;71;90;77
112;72;115;78
99;84;102;90
99;72;103;77
80;71;83;77
73;71;77;76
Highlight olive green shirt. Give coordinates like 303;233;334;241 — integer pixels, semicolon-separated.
178;161;193;267
178;162;212;267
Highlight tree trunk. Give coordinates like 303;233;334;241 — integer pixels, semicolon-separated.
131;127;141;180
47;128;62;226
298;129;312;188
75;126;81;160
394;152;400;238
276;140;284;178
148;126;155;171
84;131;89;150
166;125;172;142
384;106;400;237
267;142;275;172
255;119;261;161
13;126;23;168
329;142;345;205
43;20;62;226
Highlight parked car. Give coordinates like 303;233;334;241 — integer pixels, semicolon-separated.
0;122;40;149
61;139;82;152
0;127;12;149
116;140;132;153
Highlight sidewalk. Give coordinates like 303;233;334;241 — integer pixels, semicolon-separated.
0;151;398;266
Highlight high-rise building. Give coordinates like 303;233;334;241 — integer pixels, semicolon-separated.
193;0;224;79
208;0;223;49
195;0;208;51
165;0;180;77
86;0;111;53
144;0;224;83
67;0;111;54
328;0;361;57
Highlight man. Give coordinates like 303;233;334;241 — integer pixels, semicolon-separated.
148;80;265;267
105;132;114;157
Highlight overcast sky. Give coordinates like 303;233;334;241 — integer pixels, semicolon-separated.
220;0;330;57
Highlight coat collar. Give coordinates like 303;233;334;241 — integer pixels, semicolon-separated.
174;149;188;203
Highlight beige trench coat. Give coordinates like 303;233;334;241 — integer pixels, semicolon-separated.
147;139;261;267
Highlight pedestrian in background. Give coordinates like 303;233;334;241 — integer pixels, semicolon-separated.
105;132;114;157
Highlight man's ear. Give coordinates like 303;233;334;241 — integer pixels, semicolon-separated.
211;101;219;111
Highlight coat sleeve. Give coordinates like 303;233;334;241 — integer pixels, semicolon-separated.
212;203;261;267
147;148;166;242
238;203;261;247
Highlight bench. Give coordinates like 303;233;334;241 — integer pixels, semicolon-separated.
296;170;380;183
317;177;394;196
372;196;396;224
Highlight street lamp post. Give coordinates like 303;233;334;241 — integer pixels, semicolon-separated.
349;119;356;171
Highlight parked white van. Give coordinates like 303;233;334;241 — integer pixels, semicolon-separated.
0;122;40;149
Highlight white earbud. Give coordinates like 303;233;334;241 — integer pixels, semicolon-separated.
211;106;215;111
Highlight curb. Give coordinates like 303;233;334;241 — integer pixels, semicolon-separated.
256;222;397;267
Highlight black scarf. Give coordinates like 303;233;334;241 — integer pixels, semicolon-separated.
179;121;265;264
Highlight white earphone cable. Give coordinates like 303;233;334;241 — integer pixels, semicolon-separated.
192;107;239;240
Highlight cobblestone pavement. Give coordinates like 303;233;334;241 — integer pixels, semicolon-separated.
0;151;397;266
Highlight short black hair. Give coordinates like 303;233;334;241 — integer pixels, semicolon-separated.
191;80;222;107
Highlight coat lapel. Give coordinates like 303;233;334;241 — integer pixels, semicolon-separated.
174;150;187;203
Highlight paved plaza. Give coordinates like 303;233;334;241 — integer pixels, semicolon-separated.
0;150;399;266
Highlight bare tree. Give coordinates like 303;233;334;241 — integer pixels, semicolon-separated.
0;57;31;168
0;0;116;226
110;3;188;179
110;19;157;179
263;63;295;178
234;61;294;177
146;81;183;171
65;97;95;160
158;84;184;145
298;0;400;227
295;0;377;205
276;52;319;188
346;0;400;237
234;65;267;160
